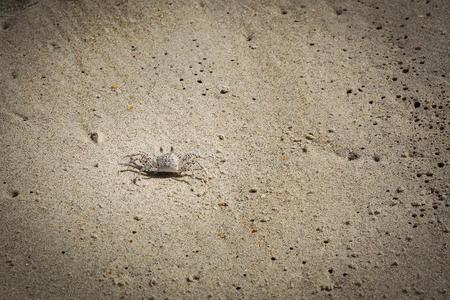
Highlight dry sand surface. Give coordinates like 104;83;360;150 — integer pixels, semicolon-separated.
0;0;449;299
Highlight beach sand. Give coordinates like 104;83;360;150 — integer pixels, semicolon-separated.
0;0;449;298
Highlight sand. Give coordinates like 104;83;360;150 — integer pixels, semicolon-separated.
0;0;449;299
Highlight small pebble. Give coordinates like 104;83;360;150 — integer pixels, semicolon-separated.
133;216;143;221
348;152;360;161
218;134;224;140
219;85;230;94
396;186;405;193
90;132;104;144
149;279;157;287
249;188;257;193
305;133;316;141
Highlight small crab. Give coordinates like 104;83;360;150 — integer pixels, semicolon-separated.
123;146;203;177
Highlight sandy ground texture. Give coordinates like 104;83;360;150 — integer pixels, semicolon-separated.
0;0;449;299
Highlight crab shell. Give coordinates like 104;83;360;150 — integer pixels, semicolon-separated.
156;153;180;173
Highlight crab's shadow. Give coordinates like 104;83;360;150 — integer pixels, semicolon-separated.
119;168;185;179
145;172;184;179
